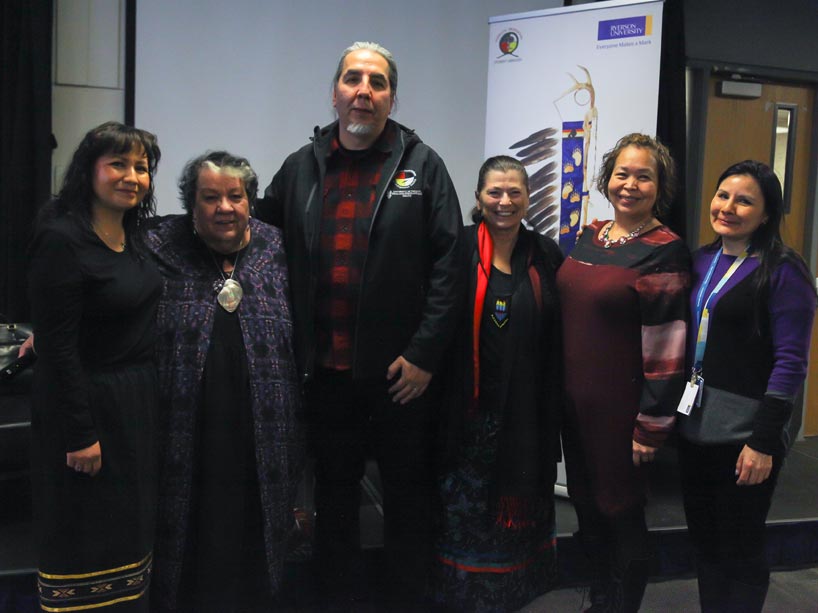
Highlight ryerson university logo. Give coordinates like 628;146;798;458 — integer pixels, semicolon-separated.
597;15;653;41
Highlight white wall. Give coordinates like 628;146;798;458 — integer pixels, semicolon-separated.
134;0;561;216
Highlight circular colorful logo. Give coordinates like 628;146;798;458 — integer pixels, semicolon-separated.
394;170;417;188
499;31;520;56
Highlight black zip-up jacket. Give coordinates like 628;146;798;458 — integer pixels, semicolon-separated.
258;119;464;382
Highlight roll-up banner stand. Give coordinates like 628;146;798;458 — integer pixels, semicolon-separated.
486;0;664;255
486;0;664;496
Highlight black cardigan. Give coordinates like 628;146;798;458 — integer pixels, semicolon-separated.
439;224;564;497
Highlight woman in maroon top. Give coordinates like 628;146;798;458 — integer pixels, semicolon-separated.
557;134;690;612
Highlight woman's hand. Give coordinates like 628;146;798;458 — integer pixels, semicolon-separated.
18;334;35;357
632;440;657;467
735;445;772;486
66;441;102;476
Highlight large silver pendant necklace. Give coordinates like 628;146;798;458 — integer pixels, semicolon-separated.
210;248;244;313
601;218;651;249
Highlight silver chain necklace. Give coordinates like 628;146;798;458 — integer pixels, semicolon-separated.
92;222;126;251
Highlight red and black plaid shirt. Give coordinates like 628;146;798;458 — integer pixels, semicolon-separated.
315;126;395;370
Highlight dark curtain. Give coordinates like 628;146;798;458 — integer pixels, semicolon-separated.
656;0;687;239
0;1;52;321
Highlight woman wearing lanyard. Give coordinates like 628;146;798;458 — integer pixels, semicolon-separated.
677;160;816;613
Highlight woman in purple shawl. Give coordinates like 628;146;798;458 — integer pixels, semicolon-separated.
145;152;304;612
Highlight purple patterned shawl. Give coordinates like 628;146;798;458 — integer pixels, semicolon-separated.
145;216;304;610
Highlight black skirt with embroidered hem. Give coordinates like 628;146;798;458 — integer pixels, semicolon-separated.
38;553;152;612
32;363;157;612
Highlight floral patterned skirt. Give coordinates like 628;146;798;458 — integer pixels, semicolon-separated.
433;413;557;612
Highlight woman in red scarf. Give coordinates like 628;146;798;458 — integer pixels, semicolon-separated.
434;156;563;612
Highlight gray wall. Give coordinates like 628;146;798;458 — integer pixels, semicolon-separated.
134;0;563;216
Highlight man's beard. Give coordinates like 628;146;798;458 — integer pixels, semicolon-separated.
346;122;376;135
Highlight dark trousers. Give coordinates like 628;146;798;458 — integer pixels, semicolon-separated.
679;438;782;612
305;369;439;605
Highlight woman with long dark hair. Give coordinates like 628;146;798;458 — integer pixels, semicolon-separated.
678;160;816;612
28;122;162;611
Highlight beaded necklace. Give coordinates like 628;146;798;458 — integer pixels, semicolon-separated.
600;218;651;249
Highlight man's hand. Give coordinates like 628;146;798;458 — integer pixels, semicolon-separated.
66;441;102;476
735;445;772;486
575;218;599;240
632;440;657;467
387;356;432;405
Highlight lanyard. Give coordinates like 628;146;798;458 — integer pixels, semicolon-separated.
693;248;748;370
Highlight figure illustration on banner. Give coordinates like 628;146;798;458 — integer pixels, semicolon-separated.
509;65;598;252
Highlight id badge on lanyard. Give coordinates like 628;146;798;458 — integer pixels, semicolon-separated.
677;248;747;415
